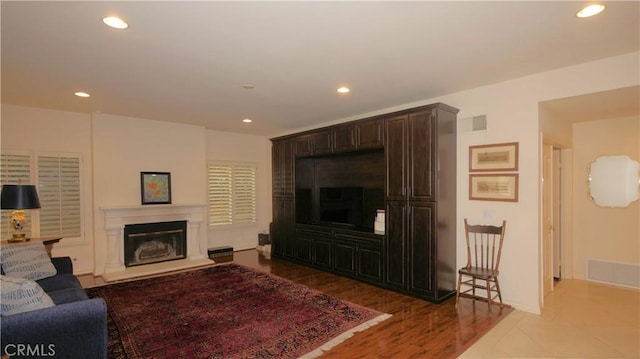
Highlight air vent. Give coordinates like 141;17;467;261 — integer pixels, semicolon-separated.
587;259;640;288
459;115;487;133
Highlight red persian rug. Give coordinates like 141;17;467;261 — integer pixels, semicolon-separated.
86;264;391;359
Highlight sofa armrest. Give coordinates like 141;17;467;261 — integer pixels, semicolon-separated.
50;256;74;274
1;298;108;359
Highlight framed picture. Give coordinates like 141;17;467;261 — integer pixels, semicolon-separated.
141;172;172;205
469;142;519;172
469;174;519;202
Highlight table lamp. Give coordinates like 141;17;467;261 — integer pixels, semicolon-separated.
1;184;41;242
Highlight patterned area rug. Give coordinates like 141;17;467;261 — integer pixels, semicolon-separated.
86;264;390;358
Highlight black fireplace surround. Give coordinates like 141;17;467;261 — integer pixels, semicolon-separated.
124;221;187;267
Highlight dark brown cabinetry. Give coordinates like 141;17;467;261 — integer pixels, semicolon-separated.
271;103;457;303
383;104;458;302
272;138;295;259
272;198;295;258
332;123;356;153
272;139;294;197
357;117;385;150
292;118;384;158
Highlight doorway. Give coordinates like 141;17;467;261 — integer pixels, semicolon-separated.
542;143;564;298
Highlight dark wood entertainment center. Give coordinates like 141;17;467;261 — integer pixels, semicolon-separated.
271;102;458;303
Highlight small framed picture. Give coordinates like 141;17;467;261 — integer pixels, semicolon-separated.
140;172;172;205
469;142;519;172
469;174;518;202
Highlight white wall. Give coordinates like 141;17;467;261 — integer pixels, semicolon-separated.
91;113;208;275
1;105;95;274
572;116;639;279
205;130;272;250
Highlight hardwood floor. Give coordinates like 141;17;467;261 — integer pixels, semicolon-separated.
234;249;513;359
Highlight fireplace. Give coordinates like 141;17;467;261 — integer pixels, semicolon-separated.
124;221;187;267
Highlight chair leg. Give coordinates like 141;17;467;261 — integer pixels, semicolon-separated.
455;274;462;307
486;279;493;309
494;277;503;306
472;278;476;297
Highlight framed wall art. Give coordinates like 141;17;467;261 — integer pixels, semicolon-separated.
141;172;172;205
469;174;519;202
469;142;519;172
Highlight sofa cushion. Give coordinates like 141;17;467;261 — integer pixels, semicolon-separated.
1;242;57;280
0;275;55;316
47;287;89;304
37;273;82;293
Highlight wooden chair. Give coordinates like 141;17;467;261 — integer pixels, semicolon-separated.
456;218;506;308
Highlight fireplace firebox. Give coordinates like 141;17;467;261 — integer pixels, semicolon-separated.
124;221;187;267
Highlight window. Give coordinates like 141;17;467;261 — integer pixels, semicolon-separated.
0;152;82;239
208;162;256;226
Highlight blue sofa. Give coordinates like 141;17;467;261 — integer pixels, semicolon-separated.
1;257;108;359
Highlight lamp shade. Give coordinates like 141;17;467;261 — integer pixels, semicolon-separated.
1;184;41;209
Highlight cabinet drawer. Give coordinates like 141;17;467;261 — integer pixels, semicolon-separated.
333;230;382;244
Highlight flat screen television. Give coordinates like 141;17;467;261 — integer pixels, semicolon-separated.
318;187;363;227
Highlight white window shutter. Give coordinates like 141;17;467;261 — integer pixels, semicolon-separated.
208;165;233;225
208;162;257;226
233;165;256;224
38;155;81;238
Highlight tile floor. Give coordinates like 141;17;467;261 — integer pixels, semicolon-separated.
460;279;640;358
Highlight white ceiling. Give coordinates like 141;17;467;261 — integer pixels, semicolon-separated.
2;1;638;136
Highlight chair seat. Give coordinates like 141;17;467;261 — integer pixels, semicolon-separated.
459;267;499;279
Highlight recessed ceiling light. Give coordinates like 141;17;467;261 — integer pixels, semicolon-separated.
576;4;605;18
74;91;91;98
337;86;350;94
243;118;252;123
103;16;129;29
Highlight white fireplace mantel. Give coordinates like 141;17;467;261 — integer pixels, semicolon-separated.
100;203;209;281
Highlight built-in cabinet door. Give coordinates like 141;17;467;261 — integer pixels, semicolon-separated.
357;118;384;149
272;139;295;197
296;232;313;262
293;135;313;157
272;142;283;196
313;238;332;270
332;124;356;153
333;240;356;276
312;130;332;155
408;110;437;201
357;244;383;283
384;115;408;201
408;202;436;296
384;201;407;290
272;198;295;258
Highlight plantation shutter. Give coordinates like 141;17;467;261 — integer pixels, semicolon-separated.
208;165;233;225
38;155;82;238
0;154;33;239
208;162;257;226
233;165;256;224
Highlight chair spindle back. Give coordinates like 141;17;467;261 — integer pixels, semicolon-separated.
464;219;506;272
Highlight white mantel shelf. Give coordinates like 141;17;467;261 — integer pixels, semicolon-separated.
99;203;208;282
